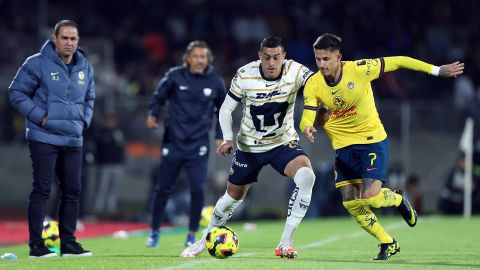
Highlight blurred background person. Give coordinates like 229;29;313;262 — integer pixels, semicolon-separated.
93;113;125;219
145;41;226;248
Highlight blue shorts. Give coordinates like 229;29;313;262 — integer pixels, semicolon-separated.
228;141;307;185
334;139;388;188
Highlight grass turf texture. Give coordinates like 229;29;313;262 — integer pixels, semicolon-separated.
0;216;479;270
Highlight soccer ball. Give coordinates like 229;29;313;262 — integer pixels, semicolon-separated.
205;226;239;259
42;220;60;253
199;205;214;228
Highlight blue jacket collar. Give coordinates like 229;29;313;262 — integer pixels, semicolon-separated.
40;40;87;68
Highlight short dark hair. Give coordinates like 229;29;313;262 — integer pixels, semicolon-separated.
260;36;284;51
182;40;213;64
54;20;78;36
313;33;342;51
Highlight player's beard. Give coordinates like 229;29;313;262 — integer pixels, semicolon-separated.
324;74;335;84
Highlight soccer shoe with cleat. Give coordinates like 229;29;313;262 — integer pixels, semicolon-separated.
185;234;196;247
180;239;206;257
61;241;92;257
29;244;58;258
274;244;298;259
373;239;400;260
394;190;417;227
145;231;159;248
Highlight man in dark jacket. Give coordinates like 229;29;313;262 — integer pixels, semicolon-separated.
8;20;95;258
146;40;226;248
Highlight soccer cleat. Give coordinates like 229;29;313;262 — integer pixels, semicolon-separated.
373;239;400;260
185;234;196;247
274;245;298;259
145;231;159;248
394;190;417;227
61;241;92;257
29;244;58;258
180;239;206;258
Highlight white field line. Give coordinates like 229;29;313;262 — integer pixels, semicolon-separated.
155;218;428;270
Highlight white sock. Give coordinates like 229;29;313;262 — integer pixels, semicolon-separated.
280;167;315;246
202;191;242;240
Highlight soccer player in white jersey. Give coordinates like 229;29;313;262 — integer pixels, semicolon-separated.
181;36;315;259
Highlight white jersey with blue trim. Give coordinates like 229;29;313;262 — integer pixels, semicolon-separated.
228;59;313;153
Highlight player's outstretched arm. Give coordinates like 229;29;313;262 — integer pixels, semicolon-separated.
383;57;464;78
439;61;464;78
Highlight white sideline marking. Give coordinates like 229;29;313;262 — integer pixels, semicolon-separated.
157;253;254;270
155;220;412;270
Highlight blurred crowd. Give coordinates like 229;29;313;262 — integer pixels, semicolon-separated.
2;0;480;102
1;0;480;219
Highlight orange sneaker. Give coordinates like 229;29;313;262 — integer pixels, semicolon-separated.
274;245;297;259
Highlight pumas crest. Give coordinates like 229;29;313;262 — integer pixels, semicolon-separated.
203;88;212;97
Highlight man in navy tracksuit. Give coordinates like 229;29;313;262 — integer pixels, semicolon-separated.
146;41;226;248
8;20;95;258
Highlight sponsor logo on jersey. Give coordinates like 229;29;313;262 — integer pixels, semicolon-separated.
347;82;355;89
255;90;286;99
330;105;358;120
265;82;276;87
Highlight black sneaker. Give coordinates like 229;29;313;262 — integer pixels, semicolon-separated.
61;241;93;257
29;244;57;258
394;190;417;227
373;239;400;260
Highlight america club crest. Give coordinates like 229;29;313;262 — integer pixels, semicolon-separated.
347;82;355;89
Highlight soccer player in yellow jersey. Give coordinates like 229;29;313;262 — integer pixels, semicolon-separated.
300;33;464;260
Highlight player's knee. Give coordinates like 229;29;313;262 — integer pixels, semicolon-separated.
294;167;315;190
342;199;362;214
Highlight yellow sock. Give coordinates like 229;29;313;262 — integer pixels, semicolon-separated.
343;199;393;243
364;188;402;208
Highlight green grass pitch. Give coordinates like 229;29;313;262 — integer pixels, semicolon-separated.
1;216;479;270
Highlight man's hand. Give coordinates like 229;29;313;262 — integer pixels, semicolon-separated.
215;139;223;148
303;126;317;143
216;140;234;157
439;61;464;78
146;115;159;129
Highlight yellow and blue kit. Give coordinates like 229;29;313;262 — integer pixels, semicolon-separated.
300;56;437;186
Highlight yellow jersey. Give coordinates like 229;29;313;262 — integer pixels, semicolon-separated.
301;56;435;150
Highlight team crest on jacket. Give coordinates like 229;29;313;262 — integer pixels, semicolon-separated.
203;88;212;97
78;71;85;85
347;82;354;89
199;145;208;156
